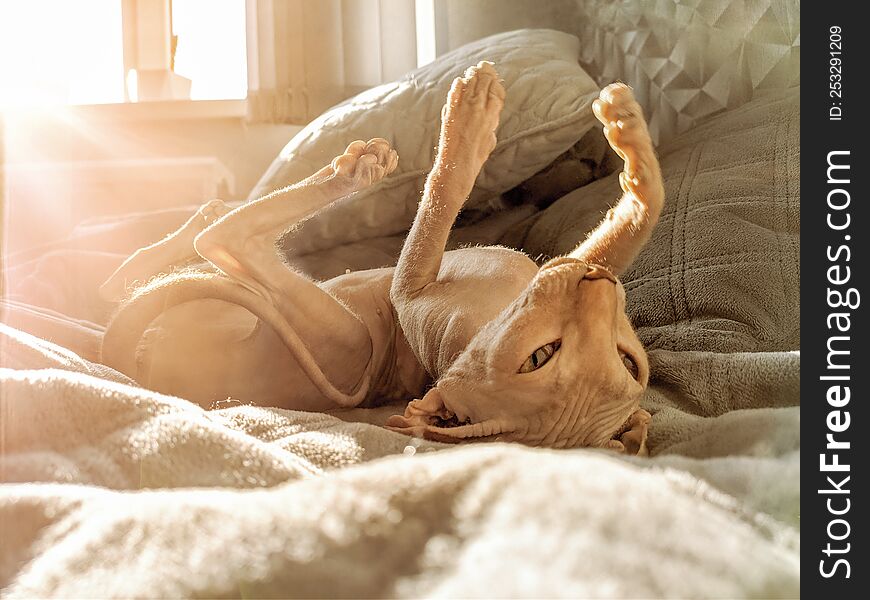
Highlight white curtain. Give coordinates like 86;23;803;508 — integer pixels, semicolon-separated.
245;0;419;124
1;113;6;299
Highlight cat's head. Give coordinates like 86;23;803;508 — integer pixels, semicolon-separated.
386;257;648;449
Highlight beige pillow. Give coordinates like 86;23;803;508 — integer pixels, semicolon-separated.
248;29;600;256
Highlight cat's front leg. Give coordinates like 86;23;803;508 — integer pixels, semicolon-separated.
569;83;665;275
390;61;505;301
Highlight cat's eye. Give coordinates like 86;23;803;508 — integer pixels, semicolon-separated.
621;351;640;381
518;340;561;373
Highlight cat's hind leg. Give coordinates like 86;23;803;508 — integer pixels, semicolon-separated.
99;199;233;302
190;139;398;406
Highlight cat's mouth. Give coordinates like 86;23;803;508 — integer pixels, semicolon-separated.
433;413;472;428
437;412;633;443
609;413;635;441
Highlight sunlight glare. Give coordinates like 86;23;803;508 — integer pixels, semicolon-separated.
0;0;124;107
172;0;247;101
126;68;139;103
0;0;246;107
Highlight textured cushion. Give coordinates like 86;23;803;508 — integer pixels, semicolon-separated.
248;29;600;255
506;87;800;353
569;0;801;145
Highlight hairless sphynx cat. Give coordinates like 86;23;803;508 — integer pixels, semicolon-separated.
99;62;665;454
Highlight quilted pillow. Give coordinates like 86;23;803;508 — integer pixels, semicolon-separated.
504;87;800;354
248;29;600;256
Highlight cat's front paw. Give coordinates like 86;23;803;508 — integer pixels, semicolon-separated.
329;138;399;194
593;83;664;208
434;61;505;182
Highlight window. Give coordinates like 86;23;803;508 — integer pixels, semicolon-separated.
171;0;247;100
0;0;246;107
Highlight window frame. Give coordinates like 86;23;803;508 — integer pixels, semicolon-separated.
97;0;249;120
10;0;435;122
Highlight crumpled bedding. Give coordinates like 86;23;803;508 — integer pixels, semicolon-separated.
1;324;798;598
1;89;800;599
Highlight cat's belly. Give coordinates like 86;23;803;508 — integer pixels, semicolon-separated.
324;246;539;396
136;247;538;410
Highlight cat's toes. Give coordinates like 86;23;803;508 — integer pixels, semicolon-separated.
197;199;232;224
438;61;504;170
593;83;663;205
593;83;639;125
343;140;368;157
331;138;398;192
364;137;399;176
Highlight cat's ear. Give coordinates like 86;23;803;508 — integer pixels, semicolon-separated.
385;388;512;443
537;255;592;284
616;408;651;456
385;388;448;435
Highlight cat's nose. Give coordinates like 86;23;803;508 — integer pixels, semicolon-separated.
584;264;618;283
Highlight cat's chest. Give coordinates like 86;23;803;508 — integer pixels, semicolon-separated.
418;247;539;376
326;246;538;393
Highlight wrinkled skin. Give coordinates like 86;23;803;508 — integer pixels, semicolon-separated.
97;63;664;454
388;261;650;449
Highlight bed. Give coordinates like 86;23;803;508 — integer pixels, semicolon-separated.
1;2;800;597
